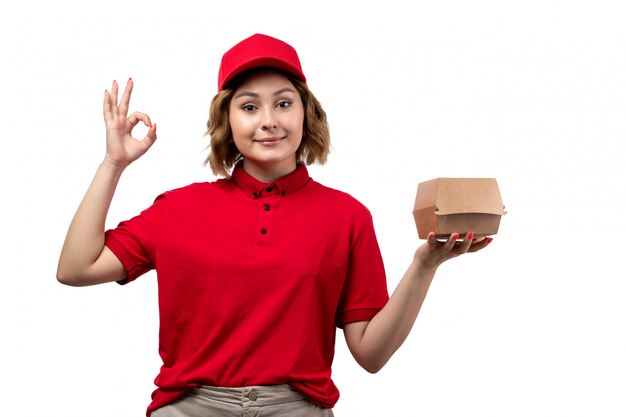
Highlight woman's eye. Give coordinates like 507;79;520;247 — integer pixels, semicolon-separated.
242;104;257;112
277;100;291;108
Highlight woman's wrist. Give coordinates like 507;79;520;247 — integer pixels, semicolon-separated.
409;256;438;282
100;157;128;177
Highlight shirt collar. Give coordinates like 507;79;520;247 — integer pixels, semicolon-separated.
231;161;311;200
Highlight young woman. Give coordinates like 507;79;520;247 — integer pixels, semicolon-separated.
57;33;492;417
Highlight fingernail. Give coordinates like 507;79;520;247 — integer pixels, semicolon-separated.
487;237;494;244
129;77;132;82
467;232;474;240
452;233;459;240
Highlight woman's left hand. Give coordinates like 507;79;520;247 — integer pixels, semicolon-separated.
414;232;493;270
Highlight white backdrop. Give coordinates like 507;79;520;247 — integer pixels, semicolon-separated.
1;1;625;416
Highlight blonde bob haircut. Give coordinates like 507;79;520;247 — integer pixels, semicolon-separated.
205;68;330;177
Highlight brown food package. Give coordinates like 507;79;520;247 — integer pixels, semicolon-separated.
413;178;506;239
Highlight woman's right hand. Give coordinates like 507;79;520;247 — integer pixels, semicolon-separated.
103;78;157;168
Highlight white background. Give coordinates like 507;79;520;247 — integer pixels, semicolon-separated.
1;1;625;416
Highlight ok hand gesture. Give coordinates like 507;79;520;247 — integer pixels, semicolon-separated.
103;79;157;168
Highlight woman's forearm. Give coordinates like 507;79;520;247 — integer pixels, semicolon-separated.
346;233;491;373
346;260;437;373
56;160;125;285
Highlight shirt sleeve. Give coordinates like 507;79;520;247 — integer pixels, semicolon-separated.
104;192;168;285
335;206;389;328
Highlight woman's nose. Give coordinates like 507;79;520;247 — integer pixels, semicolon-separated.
261;109;278;130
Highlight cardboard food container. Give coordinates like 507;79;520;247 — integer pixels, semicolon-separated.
413;178;506;239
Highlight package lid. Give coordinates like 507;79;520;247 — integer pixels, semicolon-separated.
414;178;505;216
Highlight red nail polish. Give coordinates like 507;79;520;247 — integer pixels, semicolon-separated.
487;237;493;244
467;232;474;240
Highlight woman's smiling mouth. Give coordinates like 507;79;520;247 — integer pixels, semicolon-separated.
255;136;284;145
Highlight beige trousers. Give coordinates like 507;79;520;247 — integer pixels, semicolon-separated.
150;385;334;417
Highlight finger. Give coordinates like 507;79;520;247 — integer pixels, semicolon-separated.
467;236;493;253
442;233;459;252
128;111;153;128
458;232;474;254
118;78;133;117
139;123;158;152
103;89;112;121
472;236;487;244
427;232;437;247
110;80;119;112
148;123;157;141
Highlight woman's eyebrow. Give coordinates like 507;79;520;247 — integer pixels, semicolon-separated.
273;87;296;97
234;87;297;100
233;91;258;100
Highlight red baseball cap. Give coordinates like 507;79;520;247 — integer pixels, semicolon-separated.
217;33;307;91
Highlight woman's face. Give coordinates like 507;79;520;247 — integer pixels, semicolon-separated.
229;70;304;179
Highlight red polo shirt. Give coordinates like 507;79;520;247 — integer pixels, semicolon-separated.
104;163;389;416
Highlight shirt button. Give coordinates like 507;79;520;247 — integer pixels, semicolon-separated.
281;190;286;196
248;391;258;401
263;204;270;211
260;228;267;235
252;192;258;199
266;187;273;192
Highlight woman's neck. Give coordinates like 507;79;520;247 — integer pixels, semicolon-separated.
242;158;297;183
